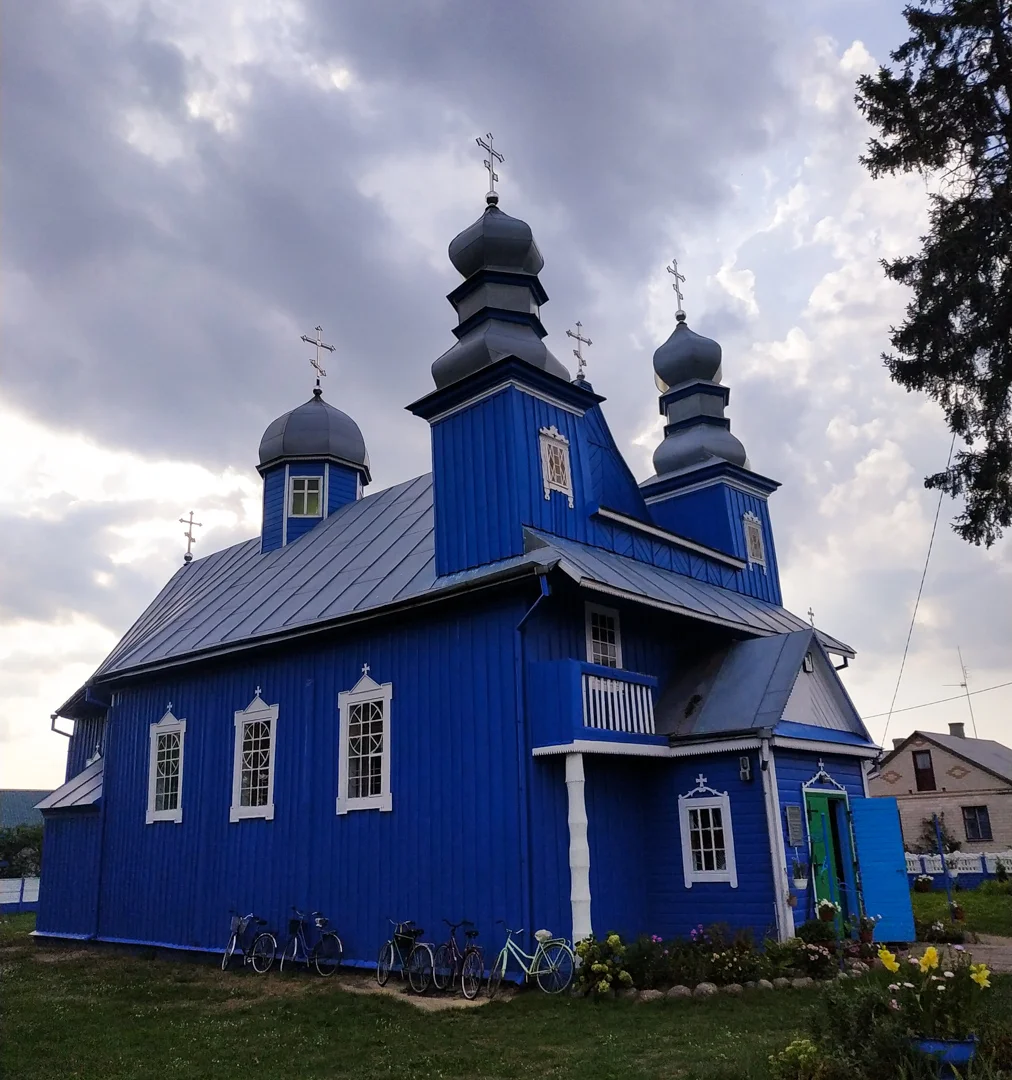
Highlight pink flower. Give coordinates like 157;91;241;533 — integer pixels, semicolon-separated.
889;999;900;1011
954;945;965;952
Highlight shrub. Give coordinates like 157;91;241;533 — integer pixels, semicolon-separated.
623;935;670;990
994;858;1008;884
914;917;965;944
797;942;836;980
573;932;633;998
768;1038;834;1080
978;877;1011;896
709;947;768;985
796;918;837;946
764;937;804;979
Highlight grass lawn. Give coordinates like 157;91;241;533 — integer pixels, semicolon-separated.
4;913;1011;1080
911;886;1012;938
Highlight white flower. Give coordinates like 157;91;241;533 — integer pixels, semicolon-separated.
903;982;915;988
936;985;946;993
944;971;955;979
888;983;899;991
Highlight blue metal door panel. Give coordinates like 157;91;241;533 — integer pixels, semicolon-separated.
850;797;915;943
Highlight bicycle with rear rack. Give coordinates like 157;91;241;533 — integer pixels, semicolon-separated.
377;918;435;994
486;923;574;997
279;908;343;977
432;919;484;999
222;910;277;974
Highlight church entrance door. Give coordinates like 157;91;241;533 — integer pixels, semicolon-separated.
805;792;853;932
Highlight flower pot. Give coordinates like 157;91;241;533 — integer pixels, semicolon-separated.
788;894;798;908
910;1036;977;1079
818;908;836;922
859;930;874;944
792;878;808;891
951;906;965;922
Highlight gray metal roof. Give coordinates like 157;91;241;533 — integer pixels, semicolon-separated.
258;390;370;478
66;473;854;695
0;790;50;828
886;732;1012;784
36;759;103;811
449;203;545;278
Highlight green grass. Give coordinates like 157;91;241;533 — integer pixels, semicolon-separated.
912;885;1012;938
0;915;803;1080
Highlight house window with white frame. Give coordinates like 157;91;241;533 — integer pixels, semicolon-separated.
337;670;393;814
539;426;574;508
230;694;278;822
290;476;322;517
678;779;738;887
743;511;766;570
585;603;622;669
146;708;186;824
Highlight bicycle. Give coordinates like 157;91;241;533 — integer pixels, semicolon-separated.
222;910;277;973
376;918;435;994
279;908;343;977
432;919;484;999
486;923;574;997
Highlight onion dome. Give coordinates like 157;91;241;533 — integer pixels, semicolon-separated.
431;197;569;390
258;388;370;480
652;412;747;475
652;313;723;392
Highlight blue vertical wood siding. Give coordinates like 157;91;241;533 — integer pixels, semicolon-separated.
260;466;286;553
37;812;102;938
66;715;105;780
327;463;360;515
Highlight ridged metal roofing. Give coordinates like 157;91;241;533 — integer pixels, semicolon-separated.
77;473;853;687
36;759;103;811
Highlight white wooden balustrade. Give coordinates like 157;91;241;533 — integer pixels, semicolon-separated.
582;672;655;735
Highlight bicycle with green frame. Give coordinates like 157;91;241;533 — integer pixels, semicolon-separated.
486;922;575;997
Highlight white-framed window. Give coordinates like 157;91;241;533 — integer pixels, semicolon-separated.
146;708;186;824
289;476;322;517
230;692;278;822
743;511;766;571
337;669;392;815
539;425;574;508
585;603;622;669
678;776;738;888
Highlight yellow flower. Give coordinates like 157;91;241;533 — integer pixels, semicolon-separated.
970;963;991;989
878;947;900;974
918;946;940;973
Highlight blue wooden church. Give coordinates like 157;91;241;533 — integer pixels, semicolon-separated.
36;179;915;961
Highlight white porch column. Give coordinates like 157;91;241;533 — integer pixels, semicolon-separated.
760;741;795;940
565;752;592;942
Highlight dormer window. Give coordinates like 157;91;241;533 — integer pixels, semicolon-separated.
290;476;322;518
743;512;766;570
539;426;574;508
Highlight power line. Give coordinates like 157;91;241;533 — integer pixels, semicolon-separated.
864;678;1012;720
882;433;957;745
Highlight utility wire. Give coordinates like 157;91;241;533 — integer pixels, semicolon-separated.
864;678;1012;720
881;432;957;745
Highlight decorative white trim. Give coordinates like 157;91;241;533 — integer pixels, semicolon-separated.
772;736;880;759
678;774;738;888
860;759;872;798
532;740;673;758
743;511;767;572
593;508;746;569
539;426;575;508
229;693;278;822
584;602;622;669
644;474;774;502
565;753;592;942
288;474;323;518
802;759;850;794
760;741;794;940
337;670;393;815
146;707;186;824
426;379;589;424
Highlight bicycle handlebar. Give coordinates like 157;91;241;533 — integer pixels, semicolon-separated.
443;918;474;930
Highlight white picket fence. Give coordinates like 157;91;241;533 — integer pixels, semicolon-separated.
0;877;40;906
906;851;1012;876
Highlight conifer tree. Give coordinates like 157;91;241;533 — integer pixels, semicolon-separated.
856;0;1012;546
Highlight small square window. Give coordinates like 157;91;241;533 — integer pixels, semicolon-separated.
290;476;322;517
743;511;766;570
539;426;574;508
962;805;992;842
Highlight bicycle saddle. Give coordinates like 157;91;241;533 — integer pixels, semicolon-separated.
465;930;479;939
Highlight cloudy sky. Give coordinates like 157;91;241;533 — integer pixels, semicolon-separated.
3;0;1009;789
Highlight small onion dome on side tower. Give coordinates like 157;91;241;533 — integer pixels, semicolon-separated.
258;387;371;480
653;311;724;392
431;193;570;390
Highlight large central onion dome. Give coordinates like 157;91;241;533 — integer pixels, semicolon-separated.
258;388;371;479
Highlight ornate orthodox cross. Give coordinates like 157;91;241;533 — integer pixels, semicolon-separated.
667;258;686;317
476;132;504;201
566;321;593;381
179;511;203;564
301;325;335;390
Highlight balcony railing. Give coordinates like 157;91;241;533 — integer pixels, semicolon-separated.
582;671;655;735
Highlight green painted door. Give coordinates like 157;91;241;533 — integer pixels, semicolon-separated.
806;793;841;927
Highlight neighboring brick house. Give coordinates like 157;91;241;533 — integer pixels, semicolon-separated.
869;723;1012;852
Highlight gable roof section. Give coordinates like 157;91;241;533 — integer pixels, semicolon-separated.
882;732;1012;785
63;474;854;699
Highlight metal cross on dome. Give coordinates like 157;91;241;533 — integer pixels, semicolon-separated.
301;325;335;391
179;511;203;564
667;258;686;318
566;321;593;381
476;132;504;203
808;607;815;627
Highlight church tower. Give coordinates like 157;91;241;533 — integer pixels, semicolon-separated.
640;304;783;603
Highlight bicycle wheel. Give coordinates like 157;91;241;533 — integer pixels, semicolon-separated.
460;948;483;1000
407;943;433;994
221;933;238;971
312;933;343;977
280;935;299;973
431;943;454;991
376;941;395;986
536;942;574;994
251;932;277;974
486;948;507;999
